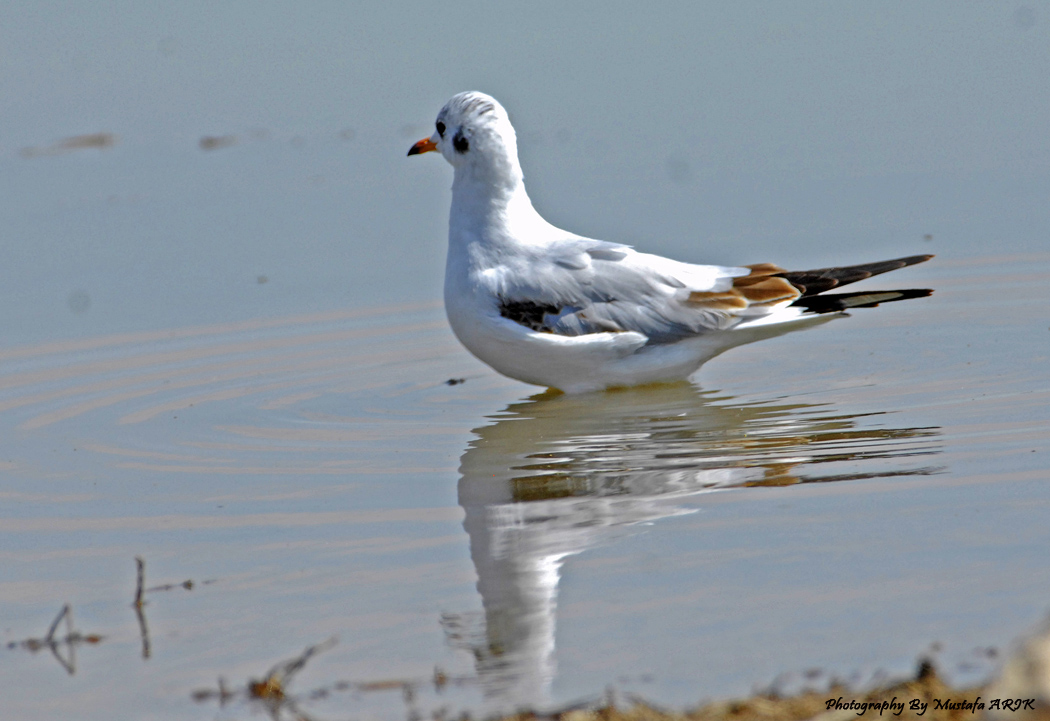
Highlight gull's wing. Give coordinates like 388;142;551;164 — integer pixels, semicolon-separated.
489;238;801;344
491;242;934;344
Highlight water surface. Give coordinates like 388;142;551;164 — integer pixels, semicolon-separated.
3;254;1048;718
3;4;1050;718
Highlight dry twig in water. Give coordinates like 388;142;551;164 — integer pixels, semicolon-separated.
7;604;103;675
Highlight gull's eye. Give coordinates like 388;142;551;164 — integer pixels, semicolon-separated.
435;121;446;138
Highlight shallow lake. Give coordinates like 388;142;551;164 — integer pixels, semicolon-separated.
2;4;1049;719
4;253;1049;718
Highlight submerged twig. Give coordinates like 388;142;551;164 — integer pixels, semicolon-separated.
191;639;339;720
133;557;151;659
8;603;103;675
45;603;72;642
251;637;339;701
132;557;211;660
146;580;195;592
191;641;477;720
134;556;146;608
134;595;151;660
46;604;76;675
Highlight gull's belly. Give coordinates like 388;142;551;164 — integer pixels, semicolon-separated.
442;283;717;392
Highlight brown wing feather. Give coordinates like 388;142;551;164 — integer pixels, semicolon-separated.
684;291;749;310
685;255;932;317
741;262;787;277
686;265;800;311
734;276;799;304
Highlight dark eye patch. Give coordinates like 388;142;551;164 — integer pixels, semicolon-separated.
453;129;469;153
435;121;446;138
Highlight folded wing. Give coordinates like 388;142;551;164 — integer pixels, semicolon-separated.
495;242;932;344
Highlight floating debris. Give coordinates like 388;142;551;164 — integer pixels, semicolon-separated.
192;638;337;719
193;643;474;720
250;637;338;701
133;557;214;660
67;289;91;314
20;132;116;158
191;677;235;705
132;557;150;659
199;135;237;151
7;604;103;675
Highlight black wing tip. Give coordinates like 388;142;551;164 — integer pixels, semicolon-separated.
894;253;935;266
791;288;933;314
778;254;935;297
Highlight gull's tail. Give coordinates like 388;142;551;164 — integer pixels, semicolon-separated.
780;254;934;314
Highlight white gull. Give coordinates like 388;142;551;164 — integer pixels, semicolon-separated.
409;91;931;393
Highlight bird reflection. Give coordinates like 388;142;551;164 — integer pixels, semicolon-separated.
444;382;940;712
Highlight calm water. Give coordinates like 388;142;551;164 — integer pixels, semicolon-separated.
3;4;1050;719
3;254;1049;719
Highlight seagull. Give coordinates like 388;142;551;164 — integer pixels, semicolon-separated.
408;91;932;393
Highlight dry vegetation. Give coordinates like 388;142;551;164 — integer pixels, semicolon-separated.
499;660;1046;721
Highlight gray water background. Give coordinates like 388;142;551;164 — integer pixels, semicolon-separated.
2;3;1049;719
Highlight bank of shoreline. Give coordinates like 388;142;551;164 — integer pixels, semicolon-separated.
496;660;1046;721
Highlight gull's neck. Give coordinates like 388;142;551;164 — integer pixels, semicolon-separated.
448;158;561;253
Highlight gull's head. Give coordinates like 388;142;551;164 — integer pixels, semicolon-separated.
408;92;521;182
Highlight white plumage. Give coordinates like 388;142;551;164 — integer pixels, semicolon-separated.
409;92;931;393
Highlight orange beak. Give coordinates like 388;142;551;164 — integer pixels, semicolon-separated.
407;137;438;156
